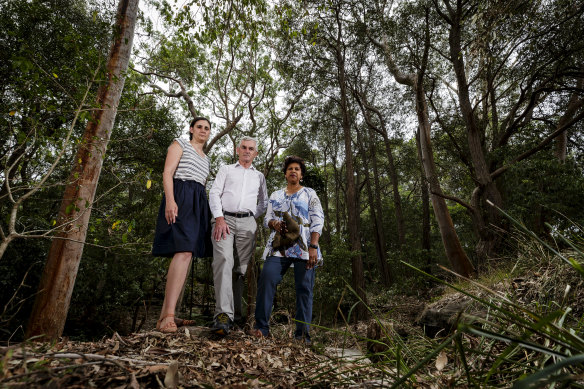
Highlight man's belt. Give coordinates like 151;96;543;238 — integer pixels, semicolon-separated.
224;211;253;218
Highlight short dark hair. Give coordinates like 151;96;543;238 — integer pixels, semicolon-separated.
282;155;306;176
189;117;211;140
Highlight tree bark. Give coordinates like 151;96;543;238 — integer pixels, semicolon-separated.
372;20;474;277
26;0;139;340
416;129;432;272
356;125;392;286
555;77;584;162
445;0;503;259
334;18;367;319
353;93;406;248
414;80;475;277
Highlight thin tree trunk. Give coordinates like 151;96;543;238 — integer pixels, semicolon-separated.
372;15;474;277
555;77;584;162
26;0;139;340
416;129;432;272
445;2;503;260
336;38;367;320
414;80;475;277
321;147;332;246
354;93;406;248
356;126;392;286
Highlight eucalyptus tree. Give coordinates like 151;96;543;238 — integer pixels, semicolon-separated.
133;0;295;165
350;57;407;251
26;0;140;341
359;0;475;276
274;0;370;317
428;0;584;257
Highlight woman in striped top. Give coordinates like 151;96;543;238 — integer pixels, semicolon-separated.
152;117;213;333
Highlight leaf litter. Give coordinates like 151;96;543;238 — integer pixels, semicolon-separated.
0;326;381;388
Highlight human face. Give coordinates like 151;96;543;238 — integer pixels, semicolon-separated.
285;162;303;185
236;140;258;165
190;120;211;142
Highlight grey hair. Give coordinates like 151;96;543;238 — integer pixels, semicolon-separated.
238;136;258;147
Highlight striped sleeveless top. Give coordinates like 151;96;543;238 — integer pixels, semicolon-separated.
173;138;210;185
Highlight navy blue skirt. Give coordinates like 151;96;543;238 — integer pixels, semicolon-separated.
152;179;213;258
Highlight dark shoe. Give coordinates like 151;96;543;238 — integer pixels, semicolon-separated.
211;313;232;336
295;336;311;345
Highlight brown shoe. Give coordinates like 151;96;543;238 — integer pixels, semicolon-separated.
174;318;195;327
247;328;268;338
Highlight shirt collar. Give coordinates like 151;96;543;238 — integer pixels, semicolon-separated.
235;161;256;170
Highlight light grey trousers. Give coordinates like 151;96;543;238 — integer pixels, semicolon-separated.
211;215;257;320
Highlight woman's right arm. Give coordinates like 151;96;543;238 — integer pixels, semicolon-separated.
163;141;183;224
264;193;286;233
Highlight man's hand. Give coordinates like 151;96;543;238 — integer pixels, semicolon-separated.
213;217;230;241
165;200;179;224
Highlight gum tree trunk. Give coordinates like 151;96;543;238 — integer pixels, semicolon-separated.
26;0;139;341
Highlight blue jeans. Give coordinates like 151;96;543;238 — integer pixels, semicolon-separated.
254;256;315;339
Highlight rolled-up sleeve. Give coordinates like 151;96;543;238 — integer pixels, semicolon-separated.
308;190;324;235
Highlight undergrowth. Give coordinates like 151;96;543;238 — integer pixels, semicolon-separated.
303;206;584;388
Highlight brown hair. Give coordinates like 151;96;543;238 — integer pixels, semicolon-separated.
189;117;211;140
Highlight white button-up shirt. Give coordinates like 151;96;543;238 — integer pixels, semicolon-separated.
209;162;268;219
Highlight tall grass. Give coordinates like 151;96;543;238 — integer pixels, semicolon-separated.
303;204;584;388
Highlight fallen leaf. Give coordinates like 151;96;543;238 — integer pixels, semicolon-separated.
435;351;448;371
145;365;168;374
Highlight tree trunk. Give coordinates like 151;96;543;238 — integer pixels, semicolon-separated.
554;76;584;162
446;3;503;260
356;126;392;286
414;80;475;278
336;44;367;320
375;23;474;277
354;94;406;248
416;129;432;272
321;146;332;246
26;0;139;341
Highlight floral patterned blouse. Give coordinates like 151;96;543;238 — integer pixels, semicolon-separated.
262;187;325;264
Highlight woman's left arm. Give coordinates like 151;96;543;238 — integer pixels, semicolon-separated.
307;231;320;269
307;190;324;269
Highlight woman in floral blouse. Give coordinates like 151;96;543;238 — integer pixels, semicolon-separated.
250;156;324;343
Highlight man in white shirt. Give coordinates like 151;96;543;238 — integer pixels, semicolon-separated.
208;136;268;335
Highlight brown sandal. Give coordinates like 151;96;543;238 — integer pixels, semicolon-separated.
247;328;267;338
156;314;177;333
174;318;195;327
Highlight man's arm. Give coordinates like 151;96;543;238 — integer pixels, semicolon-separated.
255;172;268;217
209;165;227;219
209;165;230;240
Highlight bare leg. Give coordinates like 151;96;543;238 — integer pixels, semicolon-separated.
158;252;192;329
